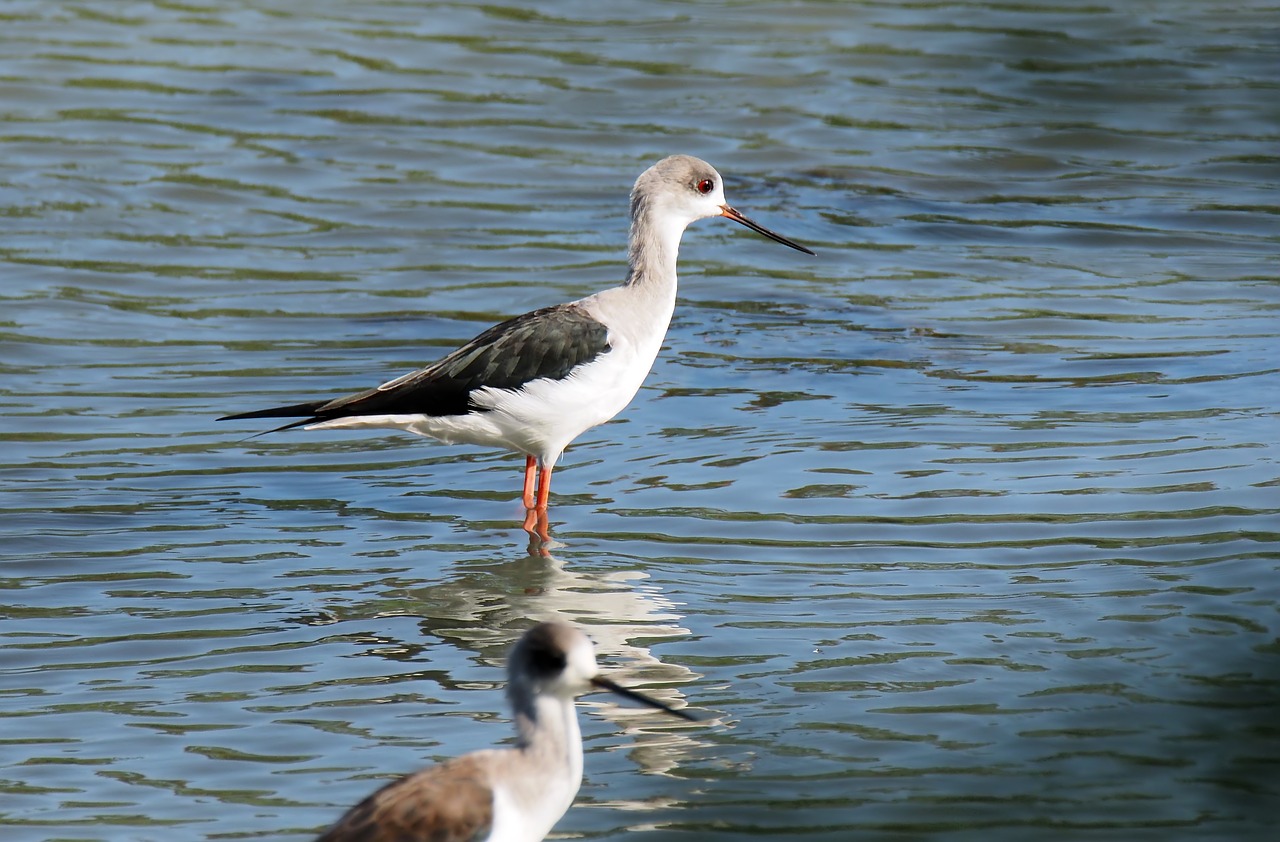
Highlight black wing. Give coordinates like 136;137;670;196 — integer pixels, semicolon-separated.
220;303;610;428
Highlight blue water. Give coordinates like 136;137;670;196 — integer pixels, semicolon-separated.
2;2;1278;840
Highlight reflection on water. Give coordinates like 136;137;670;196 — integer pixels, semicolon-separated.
289;548;704;815
2;1;1278;840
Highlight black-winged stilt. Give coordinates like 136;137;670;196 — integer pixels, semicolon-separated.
220;155;814;536
313;621;698;842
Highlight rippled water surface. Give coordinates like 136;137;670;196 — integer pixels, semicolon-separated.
3;2;1278;840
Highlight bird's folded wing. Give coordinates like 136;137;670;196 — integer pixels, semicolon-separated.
317;302;611;418
315;755;494;842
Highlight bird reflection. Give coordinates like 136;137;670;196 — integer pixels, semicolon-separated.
290;547;707;783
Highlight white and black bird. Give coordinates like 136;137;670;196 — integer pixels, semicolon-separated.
313;621;699;842
220;155;813;535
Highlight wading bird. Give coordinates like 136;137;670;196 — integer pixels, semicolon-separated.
314;621;698;842
221;155;813;537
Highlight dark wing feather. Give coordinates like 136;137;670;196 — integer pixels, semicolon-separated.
315;755;493;842
220;303;610;425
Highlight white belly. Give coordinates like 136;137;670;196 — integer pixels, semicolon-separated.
306;341;659;469
307;286;675;469
470;336;658;468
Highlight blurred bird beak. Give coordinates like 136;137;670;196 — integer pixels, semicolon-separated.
591;675;700;721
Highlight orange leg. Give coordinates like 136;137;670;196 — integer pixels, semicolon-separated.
521;465;553;541
522;505;550;542
535;466;552;511
521;455;537;509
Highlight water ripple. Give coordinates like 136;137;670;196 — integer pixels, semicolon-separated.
2;1;1278;840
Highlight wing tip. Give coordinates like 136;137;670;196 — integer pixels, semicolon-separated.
218;401;326;423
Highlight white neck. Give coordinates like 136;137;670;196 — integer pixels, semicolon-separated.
624;194;688;290
513;692;583;779
487;693;583;842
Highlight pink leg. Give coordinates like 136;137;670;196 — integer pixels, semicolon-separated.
522;455;537;509
536;466;552;511
522;465;553;541
522;505;550;542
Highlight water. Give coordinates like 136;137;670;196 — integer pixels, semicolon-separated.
2;1;1278;839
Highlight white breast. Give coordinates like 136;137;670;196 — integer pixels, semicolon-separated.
307;284;677;470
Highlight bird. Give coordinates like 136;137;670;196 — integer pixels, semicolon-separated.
312;620;699;842
219;155;814;537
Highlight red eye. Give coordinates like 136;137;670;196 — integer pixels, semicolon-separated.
696;178;714;194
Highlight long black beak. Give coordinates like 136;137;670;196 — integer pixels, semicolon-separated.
720;204;815;255
591;675;700;721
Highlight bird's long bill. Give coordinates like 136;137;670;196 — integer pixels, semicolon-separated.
720;204;815;255
591;675;700;721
